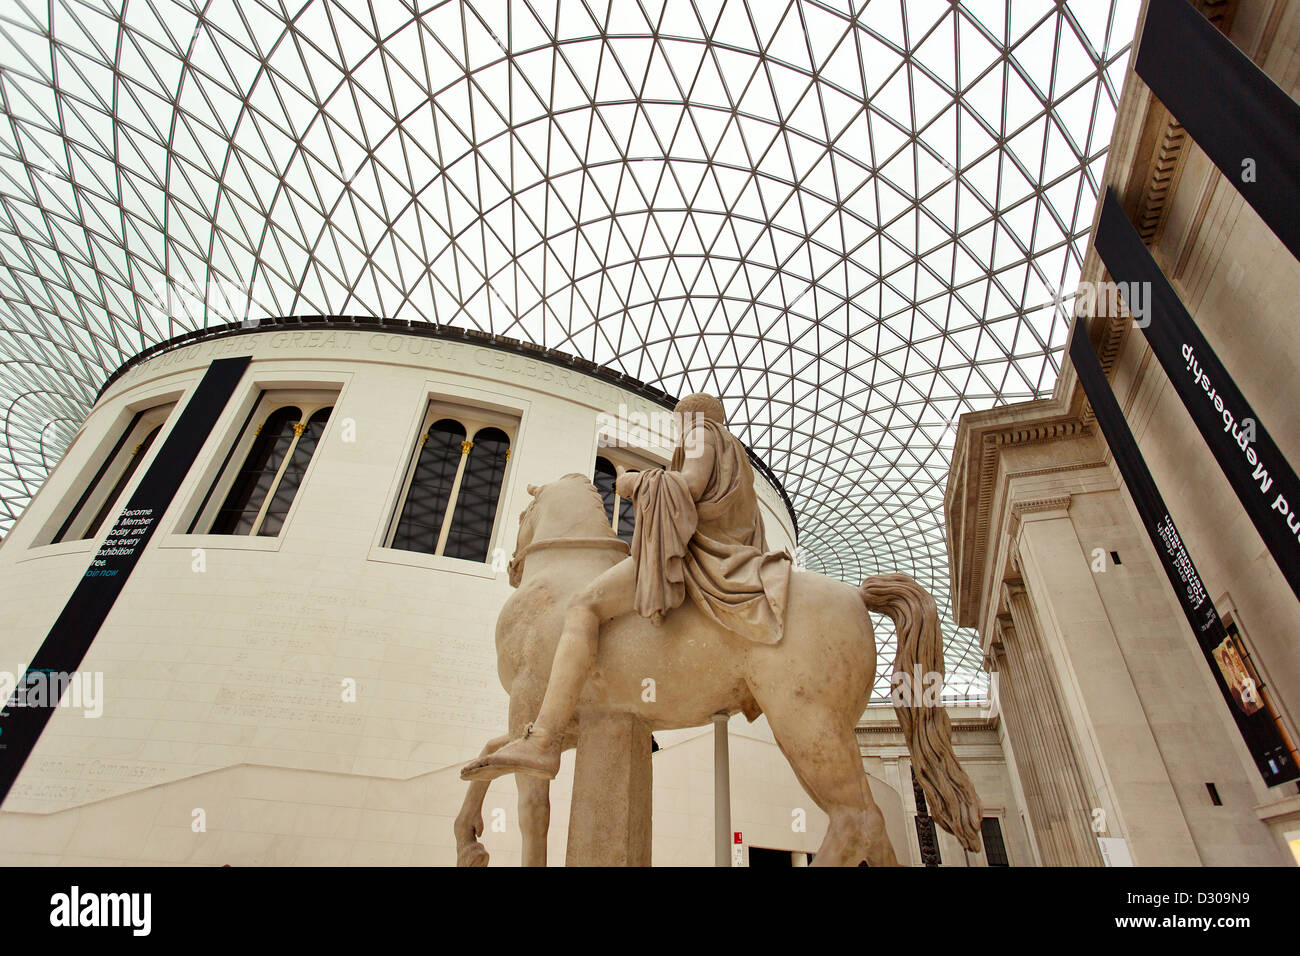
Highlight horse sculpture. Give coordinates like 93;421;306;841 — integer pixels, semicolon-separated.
453;473;982;866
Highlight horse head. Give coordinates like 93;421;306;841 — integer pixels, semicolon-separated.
507;473;616;587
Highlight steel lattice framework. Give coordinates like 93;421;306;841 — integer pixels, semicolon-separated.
0;0;1140;699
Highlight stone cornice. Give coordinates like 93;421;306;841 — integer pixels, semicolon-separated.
944;390;1090;629
1120;1;1238;248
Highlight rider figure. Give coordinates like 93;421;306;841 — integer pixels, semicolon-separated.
461;392;790;782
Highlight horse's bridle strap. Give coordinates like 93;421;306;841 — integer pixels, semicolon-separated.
515;536;630;561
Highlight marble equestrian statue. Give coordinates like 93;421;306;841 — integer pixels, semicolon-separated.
455;393;982;866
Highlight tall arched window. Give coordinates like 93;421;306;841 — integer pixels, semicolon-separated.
192;390;336;536
391;418;466;554
387;403;515;563
259;406;332;537
444;427;510;562
211;406;300;534
51;402;175;543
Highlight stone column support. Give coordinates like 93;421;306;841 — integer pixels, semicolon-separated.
996;614;1079;865
1002;579;1104;866
989;626;1060;865
566;712;653;866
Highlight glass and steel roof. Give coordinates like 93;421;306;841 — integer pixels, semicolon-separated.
0;0;1140;699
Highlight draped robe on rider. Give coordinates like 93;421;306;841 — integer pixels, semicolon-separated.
628;419;792;645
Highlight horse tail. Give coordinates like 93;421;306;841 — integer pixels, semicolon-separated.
860;573;983;853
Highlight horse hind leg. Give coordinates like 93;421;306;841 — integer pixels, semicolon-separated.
455;733;511;867
763;706;900;867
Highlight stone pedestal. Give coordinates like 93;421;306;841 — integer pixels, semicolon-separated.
565;712;653;866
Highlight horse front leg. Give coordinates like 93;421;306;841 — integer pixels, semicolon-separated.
517;774;551;867
454;733;511;866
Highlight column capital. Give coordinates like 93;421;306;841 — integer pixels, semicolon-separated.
1010;494;1073;537
1001;579;1028;609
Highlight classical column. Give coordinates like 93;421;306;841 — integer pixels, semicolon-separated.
713;712;732;867
1003;579;1104;866
994;616;1071;865
986;643;1043;866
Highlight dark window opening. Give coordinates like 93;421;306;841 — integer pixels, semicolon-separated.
392;418;466;555
444;427;510;562
593;454;636;545
259;406;331;537
594;456;618;525
981;817;1009;866
211;406;301;535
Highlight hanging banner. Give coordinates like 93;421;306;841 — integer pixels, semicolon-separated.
0;356;250;807
1137;0;1300;260
1069;324;1297;786
1094;191;1300;603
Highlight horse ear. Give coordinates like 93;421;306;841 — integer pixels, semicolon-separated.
526;483;540;496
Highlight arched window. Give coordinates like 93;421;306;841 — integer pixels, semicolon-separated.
211;406;301;535
391;418;466;554
387;404;515;563
259;406;332;537
593;454;640;545
194;390;336;537
444;427;510;562
51;402;175;543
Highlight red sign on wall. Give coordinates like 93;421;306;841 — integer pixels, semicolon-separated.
733;832;743;844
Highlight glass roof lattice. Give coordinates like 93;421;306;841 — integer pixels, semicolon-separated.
0;0;1142;701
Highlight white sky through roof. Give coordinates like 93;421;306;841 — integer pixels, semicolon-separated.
0;0;1141;700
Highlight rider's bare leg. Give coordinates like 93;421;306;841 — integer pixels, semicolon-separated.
460;558;638;781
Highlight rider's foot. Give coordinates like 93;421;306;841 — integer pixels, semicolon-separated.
460;724;562;781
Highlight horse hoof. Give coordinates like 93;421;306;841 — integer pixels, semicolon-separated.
457;842;490;867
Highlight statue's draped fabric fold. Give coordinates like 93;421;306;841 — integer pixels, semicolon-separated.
630;419;792;644
630;468;696;625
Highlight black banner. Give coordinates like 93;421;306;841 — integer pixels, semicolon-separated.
0;356;250;806
1069;324;1296;787
1136;0;1300;260
1094;191;1300;603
